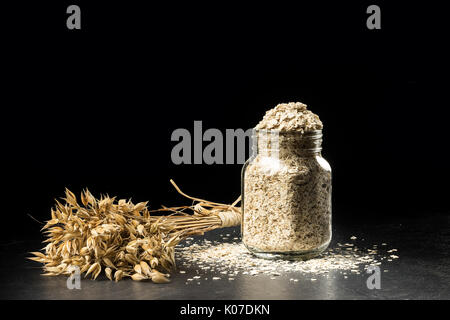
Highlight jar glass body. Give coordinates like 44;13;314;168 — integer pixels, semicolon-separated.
241;130;332;260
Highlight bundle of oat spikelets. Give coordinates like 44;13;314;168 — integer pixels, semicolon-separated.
29;180;241;283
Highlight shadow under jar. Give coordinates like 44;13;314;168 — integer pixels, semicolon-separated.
241;129;332;260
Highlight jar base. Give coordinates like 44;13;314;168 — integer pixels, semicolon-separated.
244;240;330;261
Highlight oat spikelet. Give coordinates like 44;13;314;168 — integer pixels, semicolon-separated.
105;267;113;281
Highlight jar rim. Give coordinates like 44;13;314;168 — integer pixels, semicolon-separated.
254;129;322;134
253;129;323;138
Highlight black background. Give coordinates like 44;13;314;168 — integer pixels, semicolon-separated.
2;1;449;242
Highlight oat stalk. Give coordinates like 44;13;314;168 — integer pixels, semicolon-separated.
29;181;241;283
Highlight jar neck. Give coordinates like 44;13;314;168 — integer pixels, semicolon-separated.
252;129;323;158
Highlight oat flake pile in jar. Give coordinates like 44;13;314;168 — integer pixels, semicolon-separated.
241;102;332;260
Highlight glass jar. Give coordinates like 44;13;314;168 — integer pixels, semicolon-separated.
241;129;332;260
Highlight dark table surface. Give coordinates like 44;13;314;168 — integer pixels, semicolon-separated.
1;215;449;300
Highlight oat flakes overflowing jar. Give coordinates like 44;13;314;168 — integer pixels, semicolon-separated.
241;102;332;260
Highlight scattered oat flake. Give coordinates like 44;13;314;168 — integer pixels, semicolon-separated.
177;236;395;283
